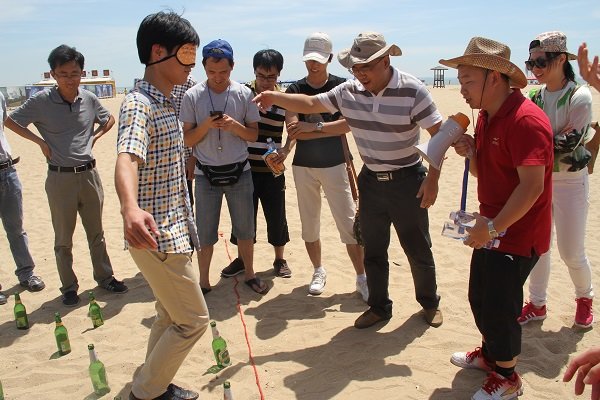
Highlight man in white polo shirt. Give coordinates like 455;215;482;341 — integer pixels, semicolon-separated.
254;31;444;329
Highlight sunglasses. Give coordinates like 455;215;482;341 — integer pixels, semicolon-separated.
148;44;197;67
525;54;557;71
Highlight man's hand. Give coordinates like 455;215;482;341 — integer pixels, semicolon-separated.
564;347;600;399
416;174;438;209
121;205;159;250
463;213;491;249
271;146;290;164
185;155;197;180
453;134;475;158
253;91;276;113
578;42;600;93
286;120;317;140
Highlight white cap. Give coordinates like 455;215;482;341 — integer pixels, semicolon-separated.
303;32;333;64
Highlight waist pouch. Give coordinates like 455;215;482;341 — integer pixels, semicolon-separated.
197;160;247;186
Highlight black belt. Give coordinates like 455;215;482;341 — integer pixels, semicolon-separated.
363;163;424;182
49;159;96;173
0;156;19;170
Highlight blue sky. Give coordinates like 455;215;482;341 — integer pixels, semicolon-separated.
1;0;599;87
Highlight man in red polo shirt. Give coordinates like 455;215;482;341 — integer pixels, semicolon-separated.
440;37;553;399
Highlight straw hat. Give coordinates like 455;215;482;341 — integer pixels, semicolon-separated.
529;31;576;60
439;37;527;89
338;32;401;69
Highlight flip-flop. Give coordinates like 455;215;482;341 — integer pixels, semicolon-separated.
245;277;269;295
201;287;211;295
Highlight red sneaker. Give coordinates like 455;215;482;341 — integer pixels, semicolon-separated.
472;372;523;399
450;347;494;372
517;302;546;325
575;297;594;328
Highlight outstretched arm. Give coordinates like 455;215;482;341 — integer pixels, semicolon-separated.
564;347;600;399
253;91;329;114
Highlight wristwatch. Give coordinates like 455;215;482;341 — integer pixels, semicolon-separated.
487;220;499;239
316;122;324;132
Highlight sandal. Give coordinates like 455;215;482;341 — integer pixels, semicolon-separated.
201;287;212;295
245;277;270;295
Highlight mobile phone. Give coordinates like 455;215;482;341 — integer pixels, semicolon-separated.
210;111;224;120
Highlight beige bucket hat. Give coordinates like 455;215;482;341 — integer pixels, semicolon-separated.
439;36;527;89
338;31;401;69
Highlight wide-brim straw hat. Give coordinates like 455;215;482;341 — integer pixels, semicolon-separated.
439;36;527;89
338;31;401;69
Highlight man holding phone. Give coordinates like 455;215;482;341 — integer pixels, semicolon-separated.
180;39;267;295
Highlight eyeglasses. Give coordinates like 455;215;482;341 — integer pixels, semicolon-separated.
147;43;197;67
255;73;278;82
525;54;558;71
348;57;385;75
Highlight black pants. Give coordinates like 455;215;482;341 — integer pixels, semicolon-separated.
358;164;440;318
469;248;538;361
231;171;290;247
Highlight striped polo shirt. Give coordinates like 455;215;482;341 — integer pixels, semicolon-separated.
246;81;286;173
315;67;442;171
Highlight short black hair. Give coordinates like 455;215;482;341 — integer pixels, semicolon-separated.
47;45;84;71
202;57;234;68
253;49;284;73
136;11;199;65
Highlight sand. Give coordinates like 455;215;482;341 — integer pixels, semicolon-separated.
0;85;599;400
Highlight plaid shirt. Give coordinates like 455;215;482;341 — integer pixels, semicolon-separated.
117;80;198;253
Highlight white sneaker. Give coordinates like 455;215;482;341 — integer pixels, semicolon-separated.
308;270;327;295
356;278;369;302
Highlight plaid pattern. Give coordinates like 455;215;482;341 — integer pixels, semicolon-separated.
117;80;198;253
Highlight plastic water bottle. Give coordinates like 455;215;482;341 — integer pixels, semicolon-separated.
263;138;285;177
449;210;476;228
441;211;503;249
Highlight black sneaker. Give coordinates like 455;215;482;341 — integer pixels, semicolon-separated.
221;258;245;277
165;384;199;400
20;275;46;292
103;278;129;294
273;259;292;278
62;291;81;307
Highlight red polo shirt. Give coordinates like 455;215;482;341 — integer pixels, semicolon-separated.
475;89;553;257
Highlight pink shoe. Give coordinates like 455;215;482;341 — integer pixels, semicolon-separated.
517;302;546;325
575;297;594;328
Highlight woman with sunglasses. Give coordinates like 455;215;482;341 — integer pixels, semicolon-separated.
519;31;595;328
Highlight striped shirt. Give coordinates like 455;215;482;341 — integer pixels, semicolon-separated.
117;80;198;253
316;67;442;171
245;81;286;173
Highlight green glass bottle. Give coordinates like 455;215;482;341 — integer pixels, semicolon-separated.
14;293;29;330
54;312;71;355
88;291;104;328
223;381;233;400
88;344;111;396
210;321;231;368
0;378;4;400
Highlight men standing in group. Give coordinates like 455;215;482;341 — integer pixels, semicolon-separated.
115;11;207;400
441;37;553;399
180;40;267;295
0;92;45;305
6;44;127;307
276;32;367;300
253;31;443;328
220;49;293;280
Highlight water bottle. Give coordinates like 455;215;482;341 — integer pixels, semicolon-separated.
449;210;476;228
441;211;503;249
263;137;285;177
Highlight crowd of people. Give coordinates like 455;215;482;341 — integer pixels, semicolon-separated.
1;9;600;400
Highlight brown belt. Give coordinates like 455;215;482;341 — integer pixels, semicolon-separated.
0;156;20;170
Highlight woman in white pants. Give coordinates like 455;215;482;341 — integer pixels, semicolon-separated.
519;31;595;328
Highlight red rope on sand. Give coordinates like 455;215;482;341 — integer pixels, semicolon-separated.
219;232;265;400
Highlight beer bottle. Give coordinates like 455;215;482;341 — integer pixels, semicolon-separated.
88;291;104;328
223;381;233;400
14;293;29;330
210;321;231;368
54;312;71;355
88;344;111;396
0;378;4;400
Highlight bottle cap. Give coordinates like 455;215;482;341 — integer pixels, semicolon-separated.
88;344;95;350
224;381;231;389
450;112;470;130
210;321;216;327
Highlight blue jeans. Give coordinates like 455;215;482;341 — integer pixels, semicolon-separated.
195;170;255;246
0;167;35;282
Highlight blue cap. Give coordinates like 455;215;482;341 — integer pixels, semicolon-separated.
202;39;233;60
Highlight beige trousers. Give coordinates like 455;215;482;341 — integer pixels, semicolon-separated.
129;248;209;399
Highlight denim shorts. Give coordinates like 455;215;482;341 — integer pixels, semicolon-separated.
195;169;255;246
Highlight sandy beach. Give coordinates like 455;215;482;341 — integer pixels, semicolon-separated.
0;85;599;400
